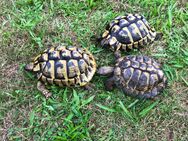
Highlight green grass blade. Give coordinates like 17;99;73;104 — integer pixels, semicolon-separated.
64;113;74;123
63;88;68;102
29;111;35;127
50;0;54;10
181;77;188;86
81;95;95;107
128;99;139;108
53;136;67;141
119;101;134;120
139;100;160;118
73;89;80;107
95;104;116;113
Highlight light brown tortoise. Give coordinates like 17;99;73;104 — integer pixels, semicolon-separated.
25;45;96;98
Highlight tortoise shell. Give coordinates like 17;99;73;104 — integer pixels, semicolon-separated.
101;14;157;51
28;45;96;87
113;55;167;98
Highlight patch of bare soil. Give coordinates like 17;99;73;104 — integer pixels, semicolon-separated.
0;111;14;141
0;103;36;141
1;63;19;78
172;81;188;118
0;63;20;88
140;39;168;63
109;0;134;12
178;0;187;6
35;14;81;48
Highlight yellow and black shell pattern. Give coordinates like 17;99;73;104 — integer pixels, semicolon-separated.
101;14;157;51
30;45;96;87
113;55;167;99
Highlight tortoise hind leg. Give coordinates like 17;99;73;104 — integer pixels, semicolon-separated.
37;81;52;98
105;77;115;91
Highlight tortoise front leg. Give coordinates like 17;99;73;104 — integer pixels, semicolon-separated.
114;50;121;59
84;83;95;91
105;77;115;91
37;81;52;98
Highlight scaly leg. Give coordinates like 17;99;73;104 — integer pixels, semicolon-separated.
105;77;115;91
37;81;52;98
114;50;121;59
84;83;95;91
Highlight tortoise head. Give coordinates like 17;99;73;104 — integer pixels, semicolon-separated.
97;66;114;76
149;27;163;41
154;32;163;41
25;62;40;72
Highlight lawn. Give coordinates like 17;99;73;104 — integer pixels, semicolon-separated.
0;0;188;140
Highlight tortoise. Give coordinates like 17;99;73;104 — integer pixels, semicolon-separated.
100;13;162;56
25;45;97;98
97;55;167;99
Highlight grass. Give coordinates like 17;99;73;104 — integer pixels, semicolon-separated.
0;0;188;140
